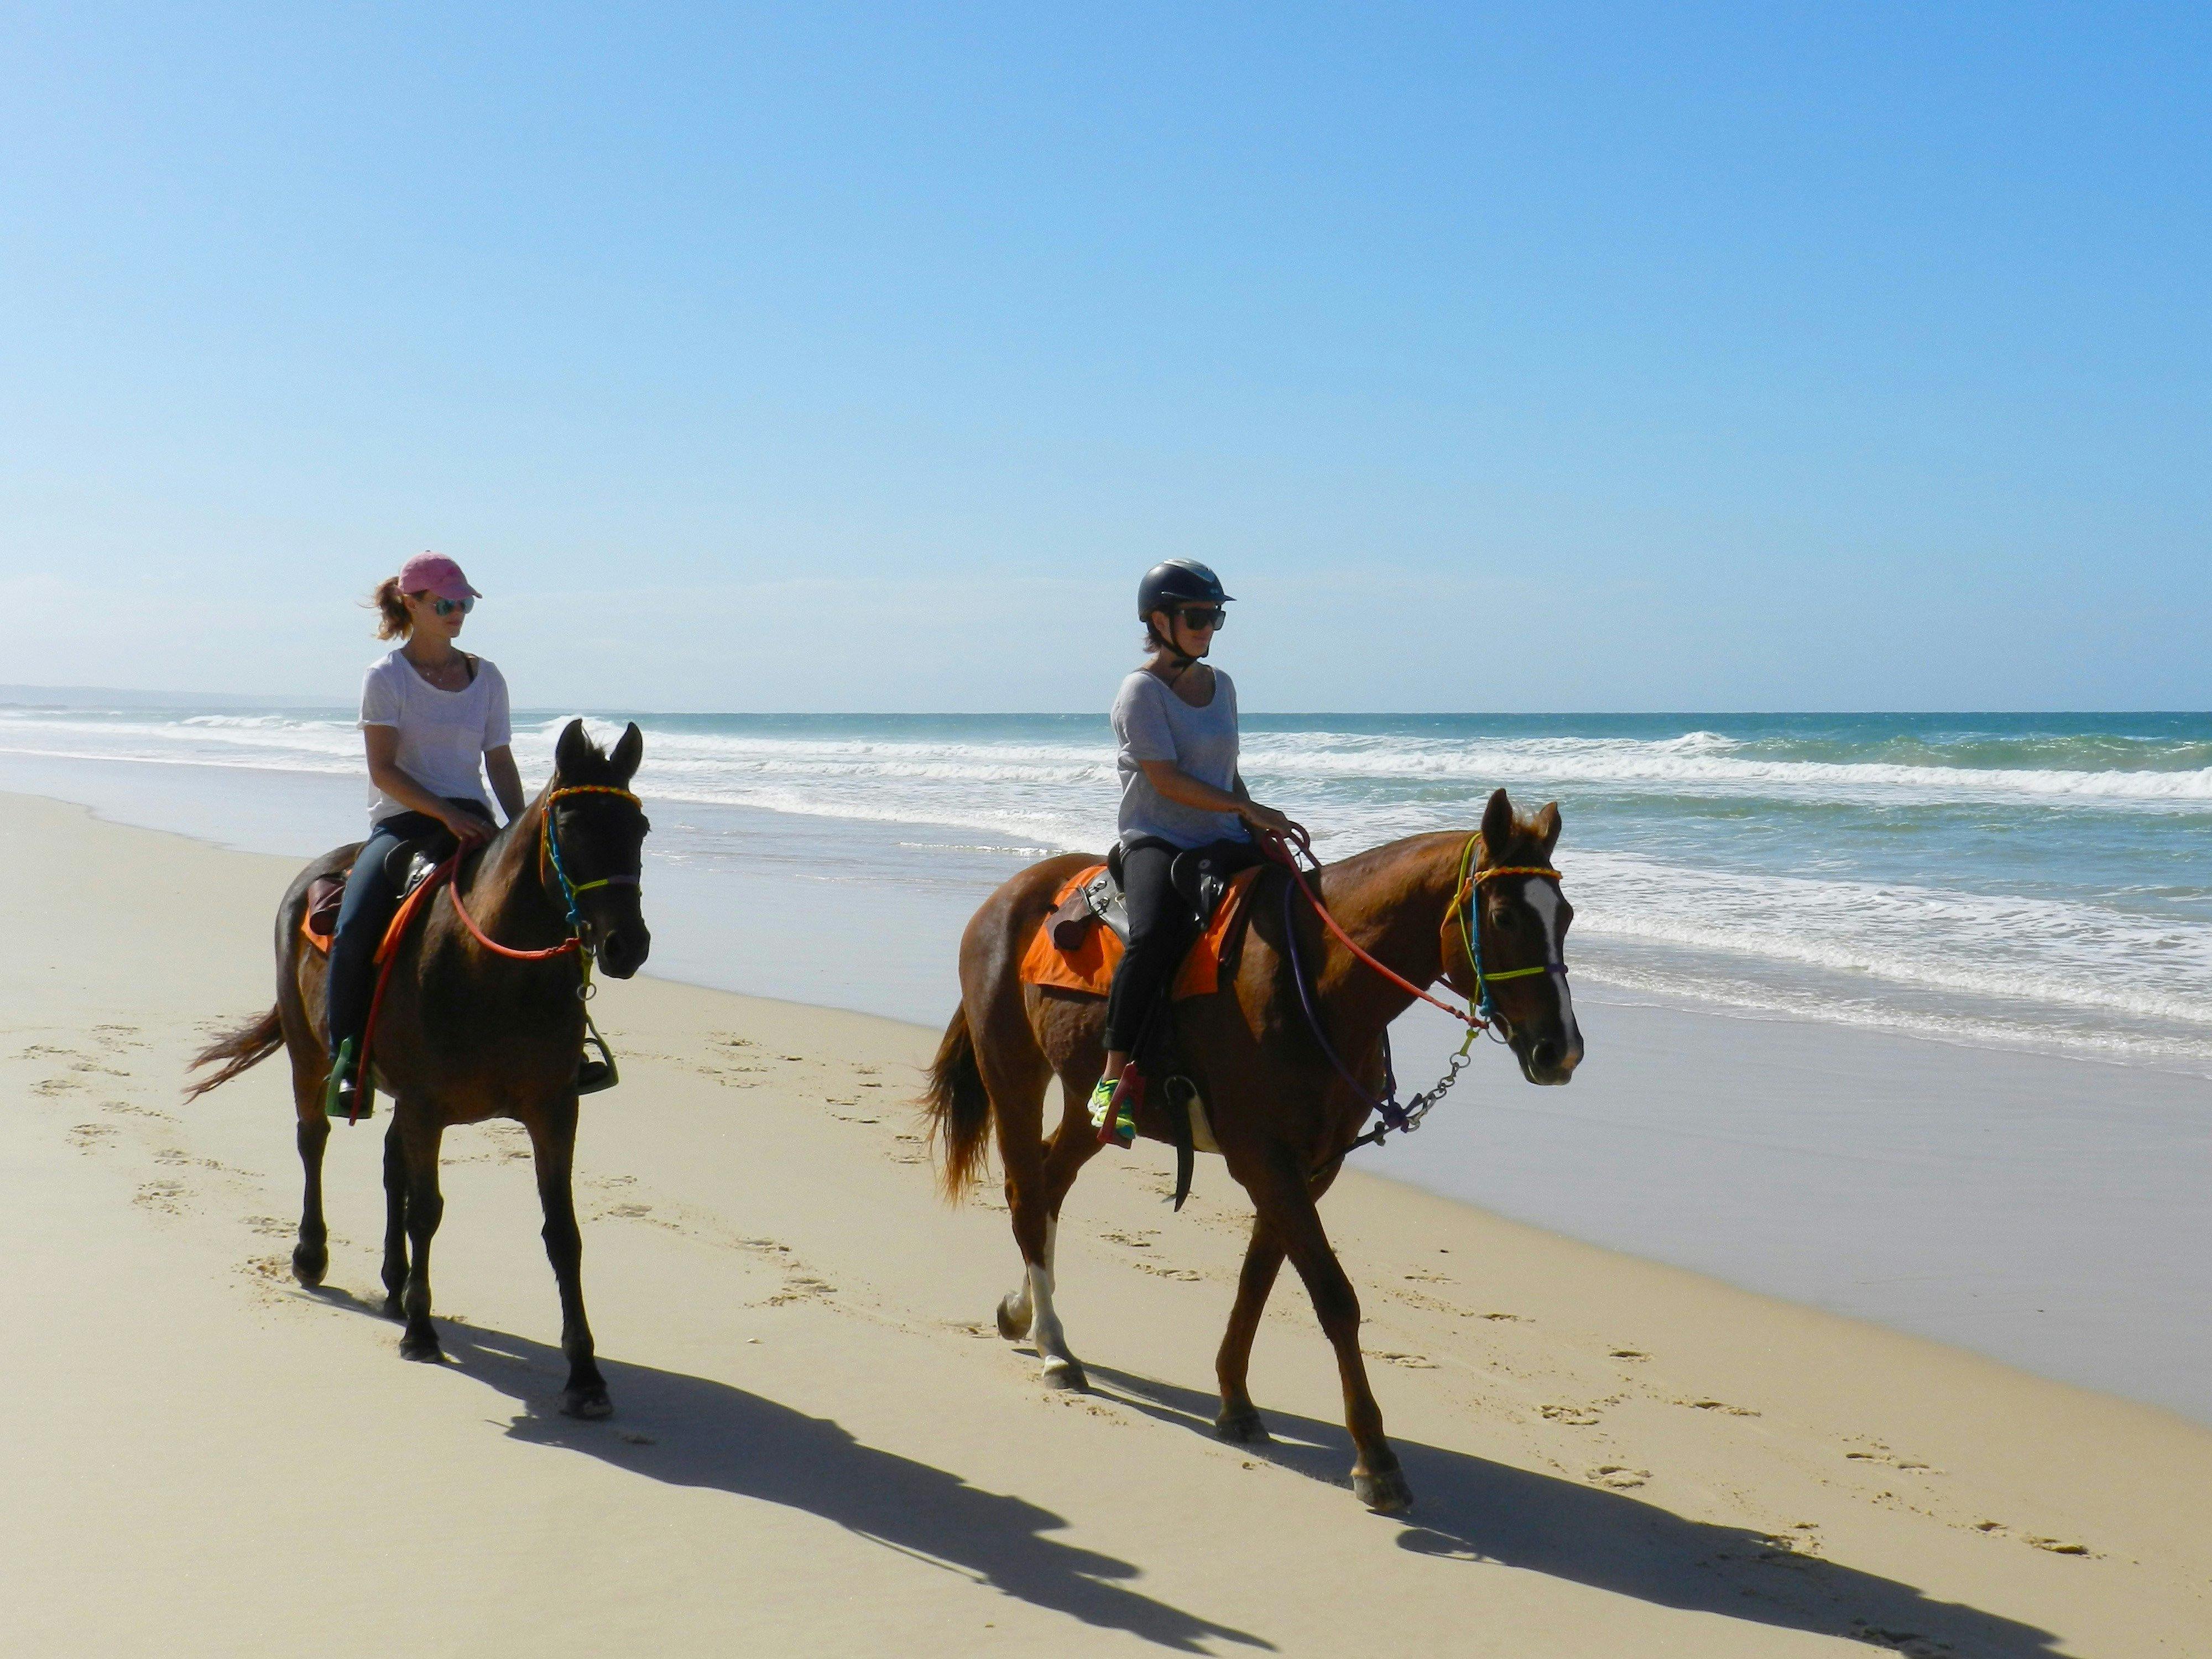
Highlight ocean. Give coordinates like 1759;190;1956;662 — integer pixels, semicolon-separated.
7;703;2210;1077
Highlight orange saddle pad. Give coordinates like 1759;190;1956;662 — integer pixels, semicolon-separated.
1019;864;1262;1000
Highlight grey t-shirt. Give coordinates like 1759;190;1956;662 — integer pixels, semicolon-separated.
1112;668;1250;850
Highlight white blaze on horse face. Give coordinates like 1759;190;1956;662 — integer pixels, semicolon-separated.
1522;881;1582;1053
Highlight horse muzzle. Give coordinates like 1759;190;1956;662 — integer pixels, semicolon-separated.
586;920;651;980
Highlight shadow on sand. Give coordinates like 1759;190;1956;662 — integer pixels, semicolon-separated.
1085;1364;2064;1659
306;1289;1266;1654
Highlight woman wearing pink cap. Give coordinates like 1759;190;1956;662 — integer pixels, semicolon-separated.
323;552;525;1118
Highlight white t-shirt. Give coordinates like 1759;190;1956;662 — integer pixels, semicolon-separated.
358;650;513;826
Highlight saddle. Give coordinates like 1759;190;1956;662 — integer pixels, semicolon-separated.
299;832;457;957
1045;839;1252;951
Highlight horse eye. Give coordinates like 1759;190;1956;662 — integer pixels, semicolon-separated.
1490;907;1516;930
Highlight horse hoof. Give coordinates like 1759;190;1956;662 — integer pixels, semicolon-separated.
290;1243;328;1287
1353;1466;1413;1514
1215;1406;1270;1444
1041;1357;1088;1391
399;1328;444;1363
995;1295;1028;1342
559;1386;613;1420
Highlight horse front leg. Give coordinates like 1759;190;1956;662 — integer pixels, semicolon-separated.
380;1119;409;1318
395;1109;446;1361
524;1099;611;1418
1214;1217;1285;1443
1250;1154;1409;1512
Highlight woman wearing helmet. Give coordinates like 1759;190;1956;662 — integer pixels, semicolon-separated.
1088;559;1307;1144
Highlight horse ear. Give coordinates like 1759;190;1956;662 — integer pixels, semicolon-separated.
1533;801;1562;860
611;722;643;784
554;718;592;780
1480;788;1514;862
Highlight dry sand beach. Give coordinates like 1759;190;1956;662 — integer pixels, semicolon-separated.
6;789;2208;1657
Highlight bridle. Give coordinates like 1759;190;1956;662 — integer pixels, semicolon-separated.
447;784;646;974
540;785;646;939
1262;828;1570;1166
1447;834;1567;1025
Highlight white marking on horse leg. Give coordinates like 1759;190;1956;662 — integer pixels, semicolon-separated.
1027;1258;1081;1380
1043;1213;1058;1274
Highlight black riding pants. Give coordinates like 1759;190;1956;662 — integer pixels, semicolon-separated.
1102;840;1193;1056
325;799;492;1054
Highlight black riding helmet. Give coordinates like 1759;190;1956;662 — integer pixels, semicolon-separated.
1137;558;1233;622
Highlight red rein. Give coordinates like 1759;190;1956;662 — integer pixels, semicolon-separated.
1258;832;1482;1029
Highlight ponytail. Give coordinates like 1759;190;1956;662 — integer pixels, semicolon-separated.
370;577;411;640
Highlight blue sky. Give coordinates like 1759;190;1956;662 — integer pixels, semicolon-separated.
2;3;2205;710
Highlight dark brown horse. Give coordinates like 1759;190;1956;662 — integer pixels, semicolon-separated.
187;719;652;1417
923;787;1582;1511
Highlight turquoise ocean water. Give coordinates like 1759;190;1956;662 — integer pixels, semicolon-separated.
7;704;2209;1075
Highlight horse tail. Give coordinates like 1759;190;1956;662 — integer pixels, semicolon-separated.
922;1005;993;1202
184;1005;284;1100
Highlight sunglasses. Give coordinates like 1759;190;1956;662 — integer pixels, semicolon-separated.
429;596;476;618
1175;606;1227;631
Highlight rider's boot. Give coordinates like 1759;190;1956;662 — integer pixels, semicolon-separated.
323;1036;372;1121
1089;1069;1142;1147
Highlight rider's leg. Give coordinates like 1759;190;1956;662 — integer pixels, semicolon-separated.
1093;841;1194;1136
323;821;412;1115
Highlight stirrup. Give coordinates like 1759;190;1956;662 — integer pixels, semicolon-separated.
575;1024;619;1096
323;1038;373;1120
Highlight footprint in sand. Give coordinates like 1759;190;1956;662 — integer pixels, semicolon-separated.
134;1180;190;1215
1541;1403;1602;1426
1677;1397;1762;1417
1609;1348;1648;1360
1100;1229;1157;1248
66;1123;117;1151
32;1077;85;1096
1587;1464;1650;1490
1375;1352;1437;1369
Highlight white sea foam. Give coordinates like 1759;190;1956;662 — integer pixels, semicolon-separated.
7;704;2211;1057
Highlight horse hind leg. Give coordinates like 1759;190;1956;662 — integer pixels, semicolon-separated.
984;1052;1084;1389
289;1072;331;1286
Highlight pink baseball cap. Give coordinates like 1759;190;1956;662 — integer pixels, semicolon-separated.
397;552;481;602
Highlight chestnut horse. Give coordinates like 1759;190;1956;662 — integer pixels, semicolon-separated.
187;719;652;1417
923;788;1582;1511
